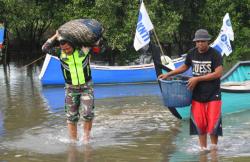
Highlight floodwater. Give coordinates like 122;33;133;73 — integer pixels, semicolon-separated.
1;64;250;162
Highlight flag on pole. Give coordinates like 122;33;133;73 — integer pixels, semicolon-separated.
133;1;154;51
210;13;234;56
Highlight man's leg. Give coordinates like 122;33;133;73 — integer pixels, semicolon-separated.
65;85;81;142
68;122;77;141
207;101;222;150
199;134;207;149
191;101;208;150
210;134;218;144
80;82;95;144
83;120;92;143
210;134;218;150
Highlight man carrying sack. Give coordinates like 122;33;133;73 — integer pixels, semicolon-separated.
42;19;104;143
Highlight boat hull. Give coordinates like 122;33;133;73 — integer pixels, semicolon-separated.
39;54;186;85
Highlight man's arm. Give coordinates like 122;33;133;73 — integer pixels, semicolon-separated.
197;65;223;81
42;32;58;54
187;65;223;90
158;64;189;79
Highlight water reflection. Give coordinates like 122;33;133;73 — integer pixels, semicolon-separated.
0;64;48;138
197;150;218;162
1;95;178;161
1;63;250;162
67;144;93;162
0;64;10;137
0;63;178;161
0;111;4;136
41;83;161;113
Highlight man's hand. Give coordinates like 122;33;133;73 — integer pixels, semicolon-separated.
81;46;90;54
187;77;199;90
158;73;170;80
48;31;59;43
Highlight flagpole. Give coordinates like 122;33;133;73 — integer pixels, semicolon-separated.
134;0;172;66
151;29;173;66
152;29;165;56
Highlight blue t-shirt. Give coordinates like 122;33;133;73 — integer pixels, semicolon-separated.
185;47;222;102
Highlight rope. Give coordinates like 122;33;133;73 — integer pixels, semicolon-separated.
22;54;46;68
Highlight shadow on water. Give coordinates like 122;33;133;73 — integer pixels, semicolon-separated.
1;63;250;162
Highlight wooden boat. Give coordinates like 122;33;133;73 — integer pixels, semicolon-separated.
39;54;186;85
162;61;250;119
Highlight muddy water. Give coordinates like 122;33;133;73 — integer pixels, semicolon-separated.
0;64;250;162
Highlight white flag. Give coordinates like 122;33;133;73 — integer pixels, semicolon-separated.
133;1;154;51
211;13;234;56
221;13;234;41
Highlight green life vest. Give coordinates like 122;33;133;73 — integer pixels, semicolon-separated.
59;49;91;85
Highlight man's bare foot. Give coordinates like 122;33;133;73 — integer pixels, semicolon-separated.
200;147;210;153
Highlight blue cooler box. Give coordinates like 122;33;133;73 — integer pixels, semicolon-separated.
160;77;192;107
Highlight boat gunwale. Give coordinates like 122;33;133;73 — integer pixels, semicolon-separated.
43;53;185;70
221;61;250;93
221;61;250;81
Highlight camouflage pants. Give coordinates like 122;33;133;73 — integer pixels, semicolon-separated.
65;81;95;123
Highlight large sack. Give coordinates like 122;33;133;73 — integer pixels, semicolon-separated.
57;19;103;47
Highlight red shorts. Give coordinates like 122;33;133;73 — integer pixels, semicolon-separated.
190;100;222;136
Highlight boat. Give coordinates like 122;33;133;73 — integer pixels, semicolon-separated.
162;61;250;119
39;54;187;85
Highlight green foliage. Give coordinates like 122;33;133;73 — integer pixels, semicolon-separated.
3;0;67;55
93;0;138;51
1;0;249;63
202;0;250;63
